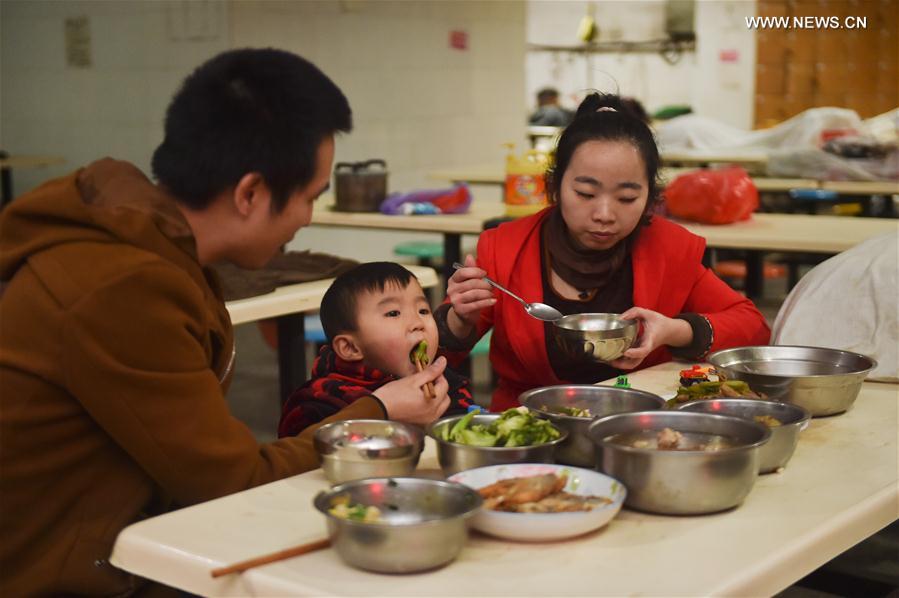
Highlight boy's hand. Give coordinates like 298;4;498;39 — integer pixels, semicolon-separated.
372;356;451;425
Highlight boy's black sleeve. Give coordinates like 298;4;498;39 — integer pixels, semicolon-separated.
441;365;475;417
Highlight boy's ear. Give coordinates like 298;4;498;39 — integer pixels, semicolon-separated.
232;172;271;218
332;334;363;362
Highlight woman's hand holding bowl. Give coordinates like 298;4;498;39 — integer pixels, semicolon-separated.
609;307;693;370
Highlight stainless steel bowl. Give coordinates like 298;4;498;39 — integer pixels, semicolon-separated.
550;313;638;364
314;420;423;484
587;411;770;515
426;414;568;476
708;345;877;416
519;385;666;467
677;399;810;473
313;477;482;573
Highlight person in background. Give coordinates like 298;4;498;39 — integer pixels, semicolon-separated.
0;48;445;597
279;262;471;437
439;93;770;411
528;87;575;127
772;232;898;381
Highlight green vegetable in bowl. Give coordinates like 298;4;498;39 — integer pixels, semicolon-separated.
548;405;593;418
439;407;560;447
668;379;764;406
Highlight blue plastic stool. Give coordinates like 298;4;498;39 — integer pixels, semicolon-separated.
788;188;839;215
393;241;443;267
470;330;491;356
304;313;327;344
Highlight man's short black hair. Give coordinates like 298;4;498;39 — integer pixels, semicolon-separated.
151;48;352;213
320;262;419;342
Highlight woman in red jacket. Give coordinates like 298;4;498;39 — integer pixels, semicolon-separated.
436;93;770;411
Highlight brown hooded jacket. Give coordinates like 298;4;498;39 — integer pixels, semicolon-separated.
0;159;384;596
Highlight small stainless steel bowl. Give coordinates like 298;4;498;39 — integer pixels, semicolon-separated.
677;399;810;474
708;345;877;416
314;420;423;484
520;385;666;467
550;313;638;364
426;414;568;476
314;477;482;573
587;411;770;515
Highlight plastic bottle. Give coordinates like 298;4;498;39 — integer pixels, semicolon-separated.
504;143;549;217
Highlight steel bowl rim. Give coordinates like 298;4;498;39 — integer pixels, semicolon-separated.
314;419;424;458
552;313;639;333
519;385;666;422
587;410;771;455
675;397;812;427
313;477;483;528
708;345;878;379
425;414;569;451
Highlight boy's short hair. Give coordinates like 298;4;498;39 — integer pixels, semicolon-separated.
151;48;352;213
320;262;418;342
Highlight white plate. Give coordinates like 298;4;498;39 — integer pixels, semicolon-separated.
448;463;626;542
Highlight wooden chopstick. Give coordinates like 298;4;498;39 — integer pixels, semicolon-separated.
210;538;330;578
414;358;435;399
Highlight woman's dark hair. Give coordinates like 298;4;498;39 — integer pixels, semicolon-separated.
152;48;352;213
545;93;661;226
319;262;417;342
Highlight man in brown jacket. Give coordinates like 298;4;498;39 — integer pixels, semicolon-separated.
0;48;449;596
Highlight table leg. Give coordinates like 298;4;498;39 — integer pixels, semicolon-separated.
744;251;764;300
277;313;306;405
443;233;461;289
1;163;12;210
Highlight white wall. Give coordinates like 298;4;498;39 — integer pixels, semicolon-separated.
0;1;230;193
525;0;756;129
230;0;525;260
1;0;526;262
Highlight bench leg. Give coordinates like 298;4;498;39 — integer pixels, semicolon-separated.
277;313;306;406
744;251;764;300
442;233;461;289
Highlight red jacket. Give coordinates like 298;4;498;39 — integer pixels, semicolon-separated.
448;208;770;411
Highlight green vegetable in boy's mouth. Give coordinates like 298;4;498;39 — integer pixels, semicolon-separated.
410;340;429;365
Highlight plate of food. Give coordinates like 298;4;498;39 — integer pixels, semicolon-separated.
448;463;625;541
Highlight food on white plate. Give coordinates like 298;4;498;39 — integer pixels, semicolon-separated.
476;473;612;513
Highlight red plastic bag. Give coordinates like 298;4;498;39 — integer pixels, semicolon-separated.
664;167;759;224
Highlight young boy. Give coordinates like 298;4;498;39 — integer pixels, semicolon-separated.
279;262;473;437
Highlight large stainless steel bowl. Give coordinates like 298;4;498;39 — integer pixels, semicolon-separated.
587;411;770;515
708;346;877;416
314;477;481;573
426;414;568;476
677;399;810;474
550;313;638;364
519;385;666;467
314;420;423;484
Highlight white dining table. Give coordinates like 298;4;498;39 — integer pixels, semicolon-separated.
110;361;899;597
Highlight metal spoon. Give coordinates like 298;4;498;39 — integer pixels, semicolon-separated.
452;262;563;322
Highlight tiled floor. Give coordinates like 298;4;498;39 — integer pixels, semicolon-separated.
224;280;897;596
